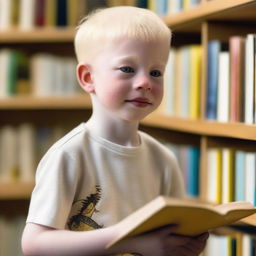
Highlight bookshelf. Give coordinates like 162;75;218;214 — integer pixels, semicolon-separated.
0;0;256;255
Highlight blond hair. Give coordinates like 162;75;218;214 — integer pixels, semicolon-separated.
74;6;171;62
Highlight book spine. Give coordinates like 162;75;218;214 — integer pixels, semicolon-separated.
206;40;221;120
244;34;255;124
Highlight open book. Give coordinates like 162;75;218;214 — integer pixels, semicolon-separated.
106;196;256;248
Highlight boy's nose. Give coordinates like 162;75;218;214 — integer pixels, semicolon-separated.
135;76;152;91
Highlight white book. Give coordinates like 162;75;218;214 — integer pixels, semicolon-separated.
19;0;36;30
244;152;256;205
163;49;175;115
207;148;222;204
0;0;12;30
31;54;55;96
0;216;9;255
244;34;255;124
242;234;251;256
18;123;36;182
0;49;10;97
217;52;230;122
180;46;190;118
62;57;78;95
205;234;228;256
54;57;66;95
221;148;233;203
0;126;18;182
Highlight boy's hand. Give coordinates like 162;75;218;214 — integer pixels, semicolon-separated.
122;226;209;256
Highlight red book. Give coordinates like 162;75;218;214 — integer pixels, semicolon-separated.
35;0;45;27
229;36;245;122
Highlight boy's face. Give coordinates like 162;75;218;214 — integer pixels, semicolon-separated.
82;37;169;122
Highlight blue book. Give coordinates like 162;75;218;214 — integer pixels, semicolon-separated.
187;147;200;197
235;151;245;201
137;0;148;8
56;0;67;26
206;40;221;120
156;0;168;16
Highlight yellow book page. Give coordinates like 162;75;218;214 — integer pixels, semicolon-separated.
107;196;256;248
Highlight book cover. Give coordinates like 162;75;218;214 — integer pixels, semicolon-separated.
19;0;36;30
56;0;67;26
18;123;36;182
221;148;234;203
45;0;57;27
187;146;200;197
35;0;45;27
244;34;255;124
207;148;222;204
217;51;230;123
180;46;190;118
235;151;245;202
0;0;12;30
206;40;221;120
245;153;256;206
173;48;183;117
229;36;245;123
0;126;18;182
106;196;256;248
189;45;201;120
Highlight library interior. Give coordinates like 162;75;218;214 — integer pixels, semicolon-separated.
0;0;256;255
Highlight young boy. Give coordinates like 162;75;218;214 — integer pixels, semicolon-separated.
22;6;208;256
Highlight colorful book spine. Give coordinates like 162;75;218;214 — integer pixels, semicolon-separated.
244;34;255;124
229;36;245;123
217;51;230;122
189;45;201;119
206;40;221;120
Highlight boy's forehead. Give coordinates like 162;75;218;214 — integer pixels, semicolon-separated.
98;38;169;66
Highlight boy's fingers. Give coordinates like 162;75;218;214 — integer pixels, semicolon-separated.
196;232;209;241
155;225;178;237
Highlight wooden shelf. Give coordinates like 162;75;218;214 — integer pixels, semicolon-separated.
164;0;256;32
0;182;34;200
0;94;91;109
142;114;256;141
0;27;75;43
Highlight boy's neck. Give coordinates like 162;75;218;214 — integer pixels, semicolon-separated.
86;115;141;147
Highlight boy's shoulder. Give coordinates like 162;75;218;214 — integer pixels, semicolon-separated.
46;123;88;155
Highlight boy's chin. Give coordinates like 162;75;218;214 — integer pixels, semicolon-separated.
119;112;153;123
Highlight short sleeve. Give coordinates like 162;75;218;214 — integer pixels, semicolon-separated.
26;149;79;229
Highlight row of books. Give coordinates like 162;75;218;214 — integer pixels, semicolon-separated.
162;33;256;124
0;0;202;31
148;0;201;16
206;148;256;206
0;123;68;183
0;215;25;256
161;45;202;120
206;34;256;124
164;142;200;197
0;49;80;97
205;234;256;256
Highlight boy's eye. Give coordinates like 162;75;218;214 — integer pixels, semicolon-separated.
119;66;134;73
150;70;162;77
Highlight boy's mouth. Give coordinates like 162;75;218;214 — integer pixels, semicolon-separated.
125;97;152;107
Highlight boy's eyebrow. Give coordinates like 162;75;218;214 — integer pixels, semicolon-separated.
114;56;166;68
114;56;138;63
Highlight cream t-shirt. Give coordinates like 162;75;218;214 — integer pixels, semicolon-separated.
27;123;186;231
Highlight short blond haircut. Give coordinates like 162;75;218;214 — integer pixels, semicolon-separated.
74;6;171;63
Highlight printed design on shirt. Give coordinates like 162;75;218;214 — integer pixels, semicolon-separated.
67;185;103;231
67;185;135;256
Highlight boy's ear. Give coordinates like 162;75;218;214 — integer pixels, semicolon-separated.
76;63;95;93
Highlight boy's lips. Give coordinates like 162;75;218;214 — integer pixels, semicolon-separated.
125;97;152;107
